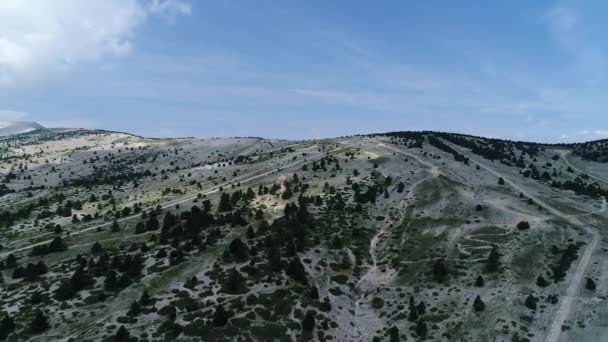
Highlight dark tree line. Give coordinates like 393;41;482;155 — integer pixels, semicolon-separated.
427;136;469;164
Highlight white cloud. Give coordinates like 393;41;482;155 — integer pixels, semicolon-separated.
148;0;191;17
0;109;29;121
0;0;190;90
546;5;606;83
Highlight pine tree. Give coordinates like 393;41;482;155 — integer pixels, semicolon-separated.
475;275;485;287
268;248;282;272
536;275;549;287
5;254;16;268
29;310;49;334
407;306;418;321
48;236;67;252
111;220;120;232
417;301;426;315
0;314;15;339
91;241;104;254
35;261;47;275
139;290;152;306
246;226;256;239
162;212;177;230
104;270;118;291
388;326;400;342
282;186;293;200
127;301;141;317
473;295;485;312
415;319;427;338
432;259;447;283
486;246;500;273
286;258;308;285
184;275;198;289
302;310;316;331
212;305;230;326
31;291;43;304
222;268;247;294
114;325;131;342
586;278;597;291
135;221;145;234
524;294;538;310
70;265;93;292
227;238;249;261
309;285;319;300
319;297;332;312
54;280;74;301
145;215;160;231
218;193;233;212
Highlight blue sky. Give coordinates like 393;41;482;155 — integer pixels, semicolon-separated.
1;0;607;142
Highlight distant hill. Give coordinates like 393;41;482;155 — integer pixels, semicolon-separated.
0;121;44;136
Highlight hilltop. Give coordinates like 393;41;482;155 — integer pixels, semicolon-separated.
0;122;44;136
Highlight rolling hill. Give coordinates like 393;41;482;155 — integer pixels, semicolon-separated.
0;129;606;341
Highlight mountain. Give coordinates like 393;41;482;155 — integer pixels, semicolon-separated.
0;129;605;341
0;121;44;136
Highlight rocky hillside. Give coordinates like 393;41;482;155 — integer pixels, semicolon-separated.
0;129;605;341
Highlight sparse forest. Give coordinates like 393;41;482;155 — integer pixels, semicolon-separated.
0;128;604;341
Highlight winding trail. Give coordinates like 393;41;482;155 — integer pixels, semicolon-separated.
353;141;603;342
447;143;600;342
561;151;608;185
351;143;440;340
357;175;430;290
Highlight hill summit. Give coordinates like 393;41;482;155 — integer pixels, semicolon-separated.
0;121;44;136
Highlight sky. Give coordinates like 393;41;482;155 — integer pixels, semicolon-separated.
1;0;607;142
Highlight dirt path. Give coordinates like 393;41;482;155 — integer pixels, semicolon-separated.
561;151;608;185
1;143;307;254
351;143;439;340
378;142;440;176
1;145;348;259
364;142;440;282
545;229;599;342
357;180;422;290
453;147;599;342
